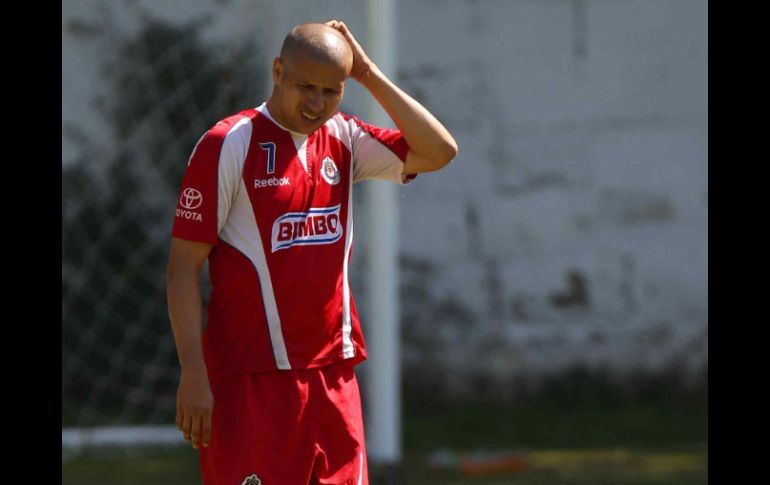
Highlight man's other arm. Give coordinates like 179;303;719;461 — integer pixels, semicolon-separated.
166;236;214;449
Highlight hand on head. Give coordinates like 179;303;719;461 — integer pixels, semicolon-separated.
324;20;374;82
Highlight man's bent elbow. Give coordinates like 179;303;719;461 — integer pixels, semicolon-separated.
435;138;458;169
406;139;459;173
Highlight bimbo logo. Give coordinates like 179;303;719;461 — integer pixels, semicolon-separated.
271;205;343;252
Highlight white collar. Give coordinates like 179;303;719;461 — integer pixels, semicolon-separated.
257;102;308;138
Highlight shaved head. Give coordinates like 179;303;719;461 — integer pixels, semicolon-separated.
267;23;353;134
280;23;353;72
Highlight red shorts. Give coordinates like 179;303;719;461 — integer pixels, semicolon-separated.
200;360;368;485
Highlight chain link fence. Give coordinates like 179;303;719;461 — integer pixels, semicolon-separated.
63;2;268;429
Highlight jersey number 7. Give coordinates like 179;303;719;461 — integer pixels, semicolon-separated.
259;142;276;175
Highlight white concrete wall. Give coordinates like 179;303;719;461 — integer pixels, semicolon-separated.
394;1;707;393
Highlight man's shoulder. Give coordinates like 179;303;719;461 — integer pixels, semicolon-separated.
325;111;385;135
328;110;362;126
207;108;259;137
323;111;365;136
195;108;278;151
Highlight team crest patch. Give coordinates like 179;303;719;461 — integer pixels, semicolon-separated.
241;474;261;485
320;156;340;185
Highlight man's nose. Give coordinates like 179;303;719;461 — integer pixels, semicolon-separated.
306;92;324;113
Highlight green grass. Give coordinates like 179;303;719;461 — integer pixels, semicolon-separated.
63;398;707;484
63;444;707;485
403;400;707;451
63;446;200;485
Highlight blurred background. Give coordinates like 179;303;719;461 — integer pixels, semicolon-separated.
62;0;707;483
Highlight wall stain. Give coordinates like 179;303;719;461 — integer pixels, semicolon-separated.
549;268;590;309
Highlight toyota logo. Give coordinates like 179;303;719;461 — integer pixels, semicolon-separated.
180;188;203;210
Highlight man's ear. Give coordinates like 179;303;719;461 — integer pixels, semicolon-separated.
272;57;283;84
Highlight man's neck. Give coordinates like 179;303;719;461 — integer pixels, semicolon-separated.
265;95;284;120
265;96;283;124
265;97;307;137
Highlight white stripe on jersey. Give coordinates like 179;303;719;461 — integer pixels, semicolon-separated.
218;120;291;370
217;117;253;234
357;451;364;485
341;145;355;359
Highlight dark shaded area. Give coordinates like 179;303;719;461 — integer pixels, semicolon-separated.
549;268;589;308
404;362;707;419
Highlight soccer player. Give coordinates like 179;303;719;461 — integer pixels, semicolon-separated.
166;20;457;485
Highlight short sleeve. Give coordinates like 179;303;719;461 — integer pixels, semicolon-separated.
341;114;418;185
171;116;251;244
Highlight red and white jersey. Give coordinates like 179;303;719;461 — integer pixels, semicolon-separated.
172;102;415;379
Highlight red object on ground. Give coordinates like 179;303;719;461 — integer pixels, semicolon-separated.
458;453;530;476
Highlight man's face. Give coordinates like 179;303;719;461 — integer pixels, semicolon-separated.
271;54;348;135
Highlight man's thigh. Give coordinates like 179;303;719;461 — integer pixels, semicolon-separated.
309;361;368;485
200;371;316;485
199;363;368;485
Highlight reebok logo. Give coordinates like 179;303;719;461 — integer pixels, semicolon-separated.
255;177;290;189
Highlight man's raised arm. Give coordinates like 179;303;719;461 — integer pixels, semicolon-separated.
326;20;458;174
